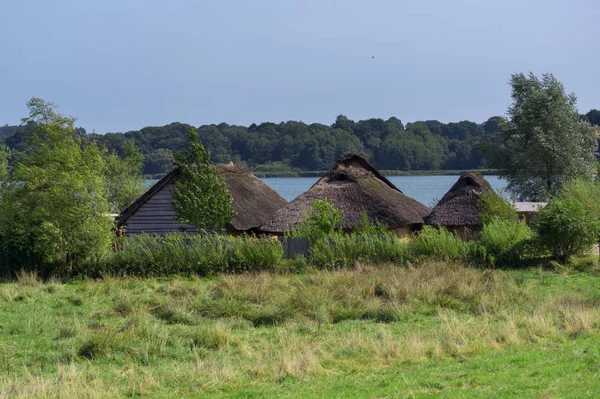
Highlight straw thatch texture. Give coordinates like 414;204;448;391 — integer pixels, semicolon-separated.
216;164;288;231
424;172;492;227
117;164;287;234
258;153;430;234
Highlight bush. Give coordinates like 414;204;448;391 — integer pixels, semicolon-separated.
407;226;474;263
535;196;600;261
567;255;600;274
290;198;343;244
558;179;600;219
309;233;405;269
478;190;517;225
80;233;284;277
353;212;389;236
477;218;533;266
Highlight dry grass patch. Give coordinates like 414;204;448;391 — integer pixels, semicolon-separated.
0;261;599;397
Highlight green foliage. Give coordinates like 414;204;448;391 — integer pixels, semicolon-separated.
478;190;517;225
477;218;533;266
74;114;500;176
489;72;597;201
171;128;236;233
309;233;404;269
354;212;389;236
85;233;283;277
291;198;343;244
585;109;600;126
0;98;113;275
567;255;600;274
558;179;600;219
0;144;9;183
408;226;474;263
535;196;600;261
103;140;144;212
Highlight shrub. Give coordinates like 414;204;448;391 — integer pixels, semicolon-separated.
535;196;600;261
477;218;533;266
558;179;600;219
567;255;600;273
80;233;284;277
407;226;473;263
309;233;405;269
291;198;343;244
478;190;517;225
353;212;389;236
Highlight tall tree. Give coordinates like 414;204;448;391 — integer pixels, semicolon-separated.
0;98;113;273
104;140;145;212
0;145;8;183
489;73;597;201
171;128;236;233
585;109;600;126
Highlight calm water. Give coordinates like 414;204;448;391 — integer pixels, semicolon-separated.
260;175;507;206
145;175;507;206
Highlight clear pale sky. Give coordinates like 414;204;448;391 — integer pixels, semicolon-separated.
1;0;598;133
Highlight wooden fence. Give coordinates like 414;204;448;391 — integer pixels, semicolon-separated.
280;237;310;258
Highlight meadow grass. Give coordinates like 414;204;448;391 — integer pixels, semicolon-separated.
0;261;599;398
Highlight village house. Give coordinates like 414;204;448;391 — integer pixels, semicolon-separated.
117;164;288;235
424;172;494;240
258;153;430;237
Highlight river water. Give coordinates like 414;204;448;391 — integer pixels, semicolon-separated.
146;175;507;206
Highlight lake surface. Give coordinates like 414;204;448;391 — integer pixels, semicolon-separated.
260;175;507;206
145;175;506;206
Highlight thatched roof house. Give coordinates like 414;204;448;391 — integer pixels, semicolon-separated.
424;172;493;238
258;153;430;236
117;164;288;235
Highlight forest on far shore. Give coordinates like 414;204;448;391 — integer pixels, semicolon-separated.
2;109;599;177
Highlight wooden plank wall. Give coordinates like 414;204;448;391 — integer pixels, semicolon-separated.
125;183;197;235
281;237;310;258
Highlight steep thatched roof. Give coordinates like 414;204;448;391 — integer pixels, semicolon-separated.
216;163;288;231
258;153;430;234
117;164;288;232
424;172;493;227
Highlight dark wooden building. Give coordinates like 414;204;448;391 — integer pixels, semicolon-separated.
117;164;288;235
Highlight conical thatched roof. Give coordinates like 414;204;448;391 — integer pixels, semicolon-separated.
258;153;430;234
424;172;492;226
117;164;288;232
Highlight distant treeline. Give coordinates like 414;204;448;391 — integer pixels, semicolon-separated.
2;109;599;176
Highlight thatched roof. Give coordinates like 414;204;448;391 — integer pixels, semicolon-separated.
258;153;430;234
117;164;288;232
424;172;493;227
216;163;288;231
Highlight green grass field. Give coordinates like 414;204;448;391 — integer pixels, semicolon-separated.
1;262;599;398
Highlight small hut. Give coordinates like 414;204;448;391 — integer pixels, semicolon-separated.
258;153;430;237
117;164;288;235
513;202;547;226
424;172;493;239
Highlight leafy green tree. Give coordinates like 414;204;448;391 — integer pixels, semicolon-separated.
585;109;600;126
489;73;597;201
171;128;236;233
104;140;145;212
0;98;113;273
0;145;9;183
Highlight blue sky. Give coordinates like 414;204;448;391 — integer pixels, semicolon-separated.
1;0;598;133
